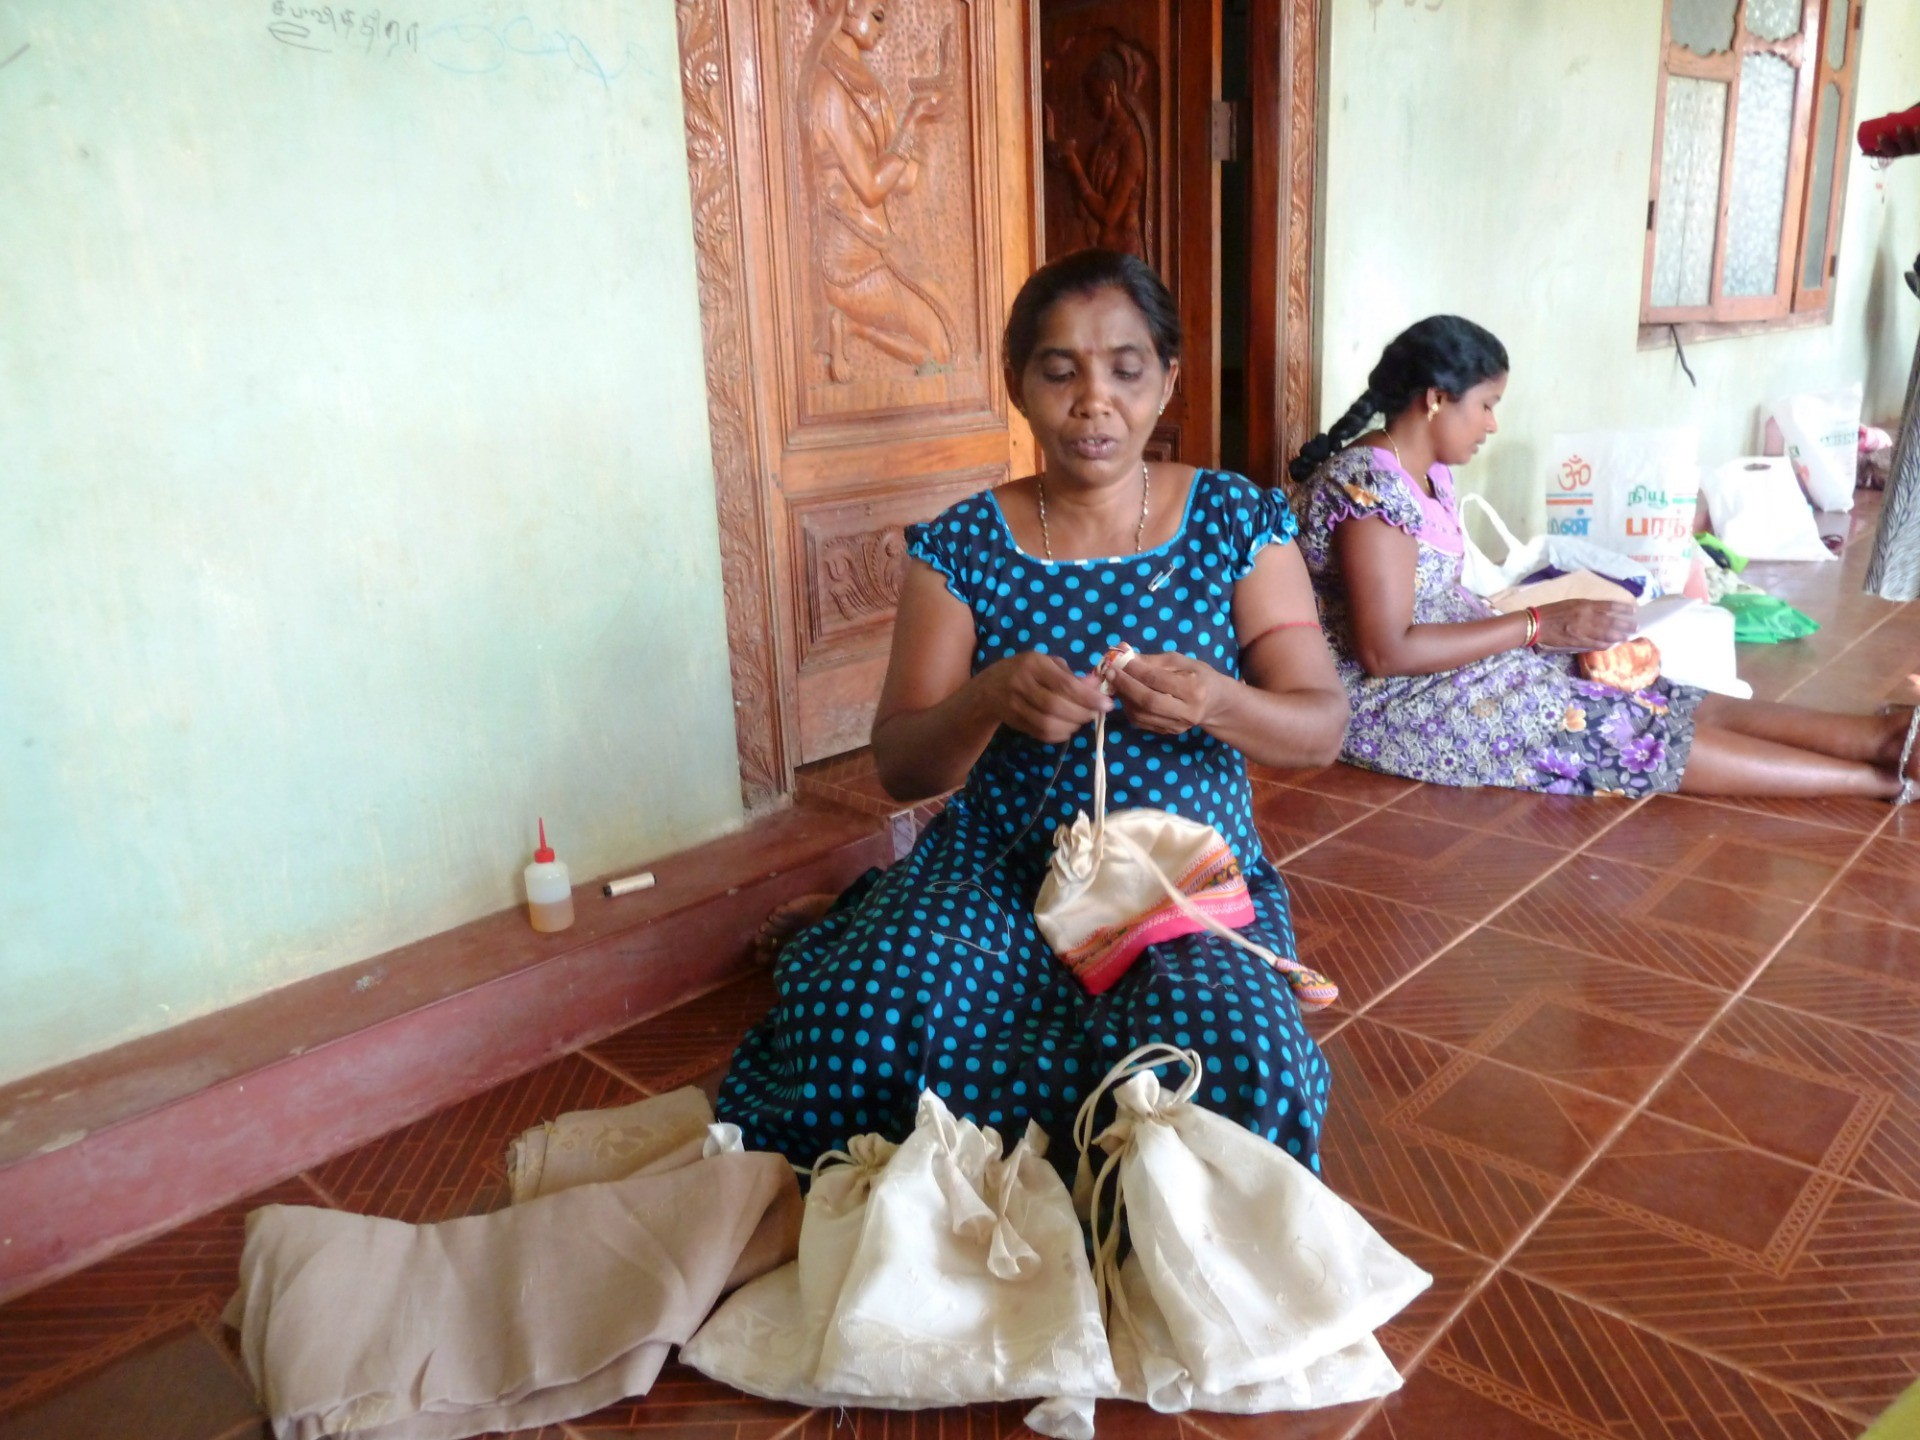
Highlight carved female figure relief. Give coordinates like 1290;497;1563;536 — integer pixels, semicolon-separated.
1045;38;1153;261
802;0;959;382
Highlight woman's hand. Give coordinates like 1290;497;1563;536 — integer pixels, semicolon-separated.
978;652;1111;743
1106;652;1225;735
1533;599;1639;652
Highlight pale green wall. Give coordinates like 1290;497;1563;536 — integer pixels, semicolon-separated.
1318;0;1920;528
0;4;743;1084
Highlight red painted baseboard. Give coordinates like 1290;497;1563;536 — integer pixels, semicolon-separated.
0;803;891;1304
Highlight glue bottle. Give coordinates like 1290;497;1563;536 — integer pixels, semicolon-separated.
523;818;575;933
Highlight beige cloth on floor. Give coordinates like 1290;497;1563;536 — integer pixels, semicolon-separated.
229;1094;799;1440
506;1086;716;1201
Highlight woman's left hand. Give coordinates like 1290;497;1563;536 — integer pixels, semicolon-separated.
1106;652;1226;735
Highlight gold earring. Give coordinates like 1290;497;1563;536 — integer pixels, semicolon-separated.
1427;398;1441;421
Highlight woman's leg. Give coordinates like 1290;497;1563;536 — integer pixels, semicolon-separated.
1679;722;1904;798
1691;694;1911;767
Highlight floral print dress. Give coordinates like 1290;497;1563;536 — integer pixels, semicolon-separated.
1296;446;1704;796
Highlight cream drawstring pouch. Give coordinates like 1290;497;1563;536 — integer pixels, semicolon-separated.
1034;645;1337;1009
1073;1045;1430;1415
681;1091;1117;1438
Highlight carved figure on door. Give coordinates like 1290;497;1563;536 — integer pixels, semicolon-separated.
802;0;959;382
1045;39;1154;261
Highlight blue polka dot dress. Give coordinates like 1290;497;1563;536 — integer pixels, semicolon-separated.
715;471;1332;1175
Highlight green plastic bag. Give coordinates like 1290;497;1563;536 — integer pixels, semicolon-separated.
1718;592;1820;644
1696;532;1749;573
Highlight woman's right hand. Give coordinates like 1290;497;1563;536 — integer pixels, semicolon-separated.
978;653;1111;743
1533;599;1639;652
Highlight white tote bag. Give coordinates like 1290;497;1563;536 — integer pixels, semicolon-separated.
1545;428;1701;595
1699;457;1834;562
1073;1046;1429;1410
1767;383;1863;511
1458;492;1658;598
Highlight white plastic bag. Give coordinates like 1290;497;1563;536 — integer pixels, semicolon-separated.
1545;428;1700;595
1631;596;1751;699
1458;492;1659;598
1700;456;1834;562
1767;383;1862;511
1073;1046;1429;1412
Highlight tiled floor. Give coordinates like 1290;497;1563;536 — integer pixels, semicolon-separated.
2;507;1917;1439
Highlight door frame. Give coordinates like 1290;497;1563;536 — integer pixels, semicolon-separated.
674;0;1322;809
1245;0;1323;490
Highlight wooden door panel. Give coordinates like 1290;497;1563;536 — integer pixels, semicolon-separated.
1037;0;1217;467
765;0;1006;436
789;463;1003;759
679;0;1034;787
762;0;1024;762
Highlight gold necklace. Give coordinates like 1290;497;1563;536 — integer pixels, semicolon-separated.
1037;462;1151;562
1382;430;1433;496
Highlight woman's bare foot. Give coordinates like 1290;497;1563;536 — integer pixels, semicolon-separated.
752;893;838;966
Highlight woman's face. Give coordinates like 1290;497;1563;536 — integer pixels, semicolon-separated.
1015;286;1178;490
1430;373;1505;467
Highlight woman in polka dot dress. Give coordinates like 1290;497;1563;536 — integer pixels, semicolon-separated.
716;250;1352;1174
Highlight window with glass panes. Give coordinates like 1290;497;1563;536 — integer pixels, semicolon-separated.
1643;0;1863;326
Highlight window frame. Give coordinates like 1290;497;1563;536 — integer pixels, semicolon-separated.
1640;0;1864;333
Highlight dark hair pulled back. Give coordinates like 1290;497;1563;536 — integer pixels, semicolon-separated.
1003;248;1181;388
1287;315;1508;483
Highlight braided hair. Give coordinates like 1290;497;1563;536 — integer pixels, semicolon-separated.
1288;316;1509;483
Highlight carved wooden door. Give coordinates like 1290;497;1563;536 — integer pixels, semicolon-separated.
1037;0;1220;466
678;0;1037;798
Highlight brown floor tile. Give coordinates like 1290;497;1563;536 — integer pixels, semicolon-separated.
1317;1021;1624;1260
1679;996;1920;1206
777;1399;1200;1439
587;974;778;1094
1643;1042;1885;1179
1284;875;1474;1015
307;1053;641;1223
0;1177;316;1407
1824;833;1920;931
1183;1402;1375;1439
1667;789;1897;833
1359;1213;1494;1358
1252;782;1375;861
1367;929;1722;1106
565;1357;811;1437
0;1325;263;1440
1488;855;1807;992
1748;908;1920;1045
1383;784;1632;851
1354;1269;1857;1439
1799;658;1920;709
1256;763;1419;807
1586;798;1864;904
1513;1111;1920;1421
1738;648;1826;703
1283;814;1569;925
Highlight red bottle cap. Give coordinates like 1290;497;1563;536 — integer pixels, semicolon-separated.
534;818;555;864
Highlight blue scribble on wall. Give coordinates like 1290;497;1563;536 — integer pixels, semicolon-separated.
424;15;631;88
